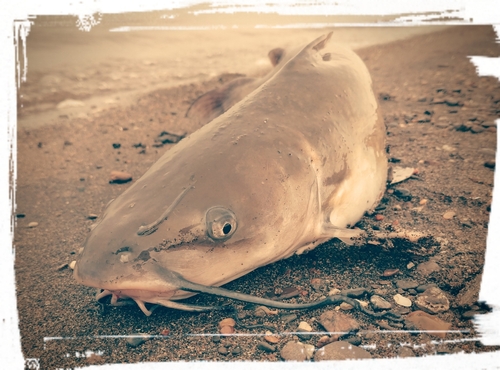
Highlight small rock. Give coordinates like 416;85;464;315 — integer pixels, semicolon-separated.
28;222;38;228
382;268;399;277
218;318;236;329
374;214;384;221
314;341;372;361
416;260;441;276
419;199;428;205
218;346;229;355
377;320;395;330
296;321;313;340
443;211;456;220
340;302;354;310
456;274;482;307
297;321;313;332
69;261;76;270
393;188;412;201
406;310;452;338
112;143;121;149
109;171;132;184
485;160;495;169
370;295;392;310
280;341;309;361
471;125;485;133
16;213;26;218
281;314;297;324
231;346;241;355
416;283;438;293
395;279;419;290
345;336;362;346
219;326;234;335
279;286;300;299
415;287;450;314
257;341;275;353
264;331;280;344
407;262;415;269
398;346;415;358
393;294;412;307
126;333;150;347
318;311;360;340
87;214;98;220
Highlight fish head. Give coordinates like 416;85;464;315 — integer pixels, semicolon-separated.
73;127;317;306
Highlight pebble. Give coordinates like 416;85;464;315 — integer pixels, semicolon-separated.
370;295;392;310
279;286;300;299
219;326;234;335
297;321;312;332
318;310;360;340
296;321;313;340
69;261;76;270
393;188;412;201
398;347;416;358
456;274;482;307
231;346;242;355
28;222;38;228
264;331;280;344
87;214;98;220
382;268;399;277
314;341;372;361
471;125;485;133
280;341;310;361
407;262;415;269
416;284;437;293
112;143;121;149
126;333;150;347
416;260;441;276
406;310;451;338
374;214;384;221
345;336;362;346
340;302;354;310
419;199;428;205
257;341;276;353
395;279;419;290
485;160;495;169
415;287;450;314
281;314;297;324
109;170;132;184
217;346;229;355
393;294;412;307
218;318;236;329
443;211;456;220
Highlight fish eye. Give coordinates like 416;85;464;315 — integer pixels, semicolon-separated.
206;207;237;240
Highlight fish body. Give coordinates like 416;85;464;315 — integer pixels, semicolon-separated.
74;33;387;312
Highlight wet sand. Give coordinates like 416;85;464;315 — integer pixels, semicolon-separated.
14;19;500;368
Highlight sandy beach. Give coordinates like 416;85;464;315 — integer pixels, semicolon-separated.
13;12;500;368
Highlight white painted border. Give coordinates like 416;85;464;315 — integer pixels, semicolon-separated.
1;1;499;369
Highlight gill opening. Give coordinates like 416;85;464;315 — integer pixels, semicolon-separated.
137;184;195;236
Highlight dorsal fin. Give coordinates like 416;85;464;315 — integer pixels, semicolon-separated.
268;47;285;67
